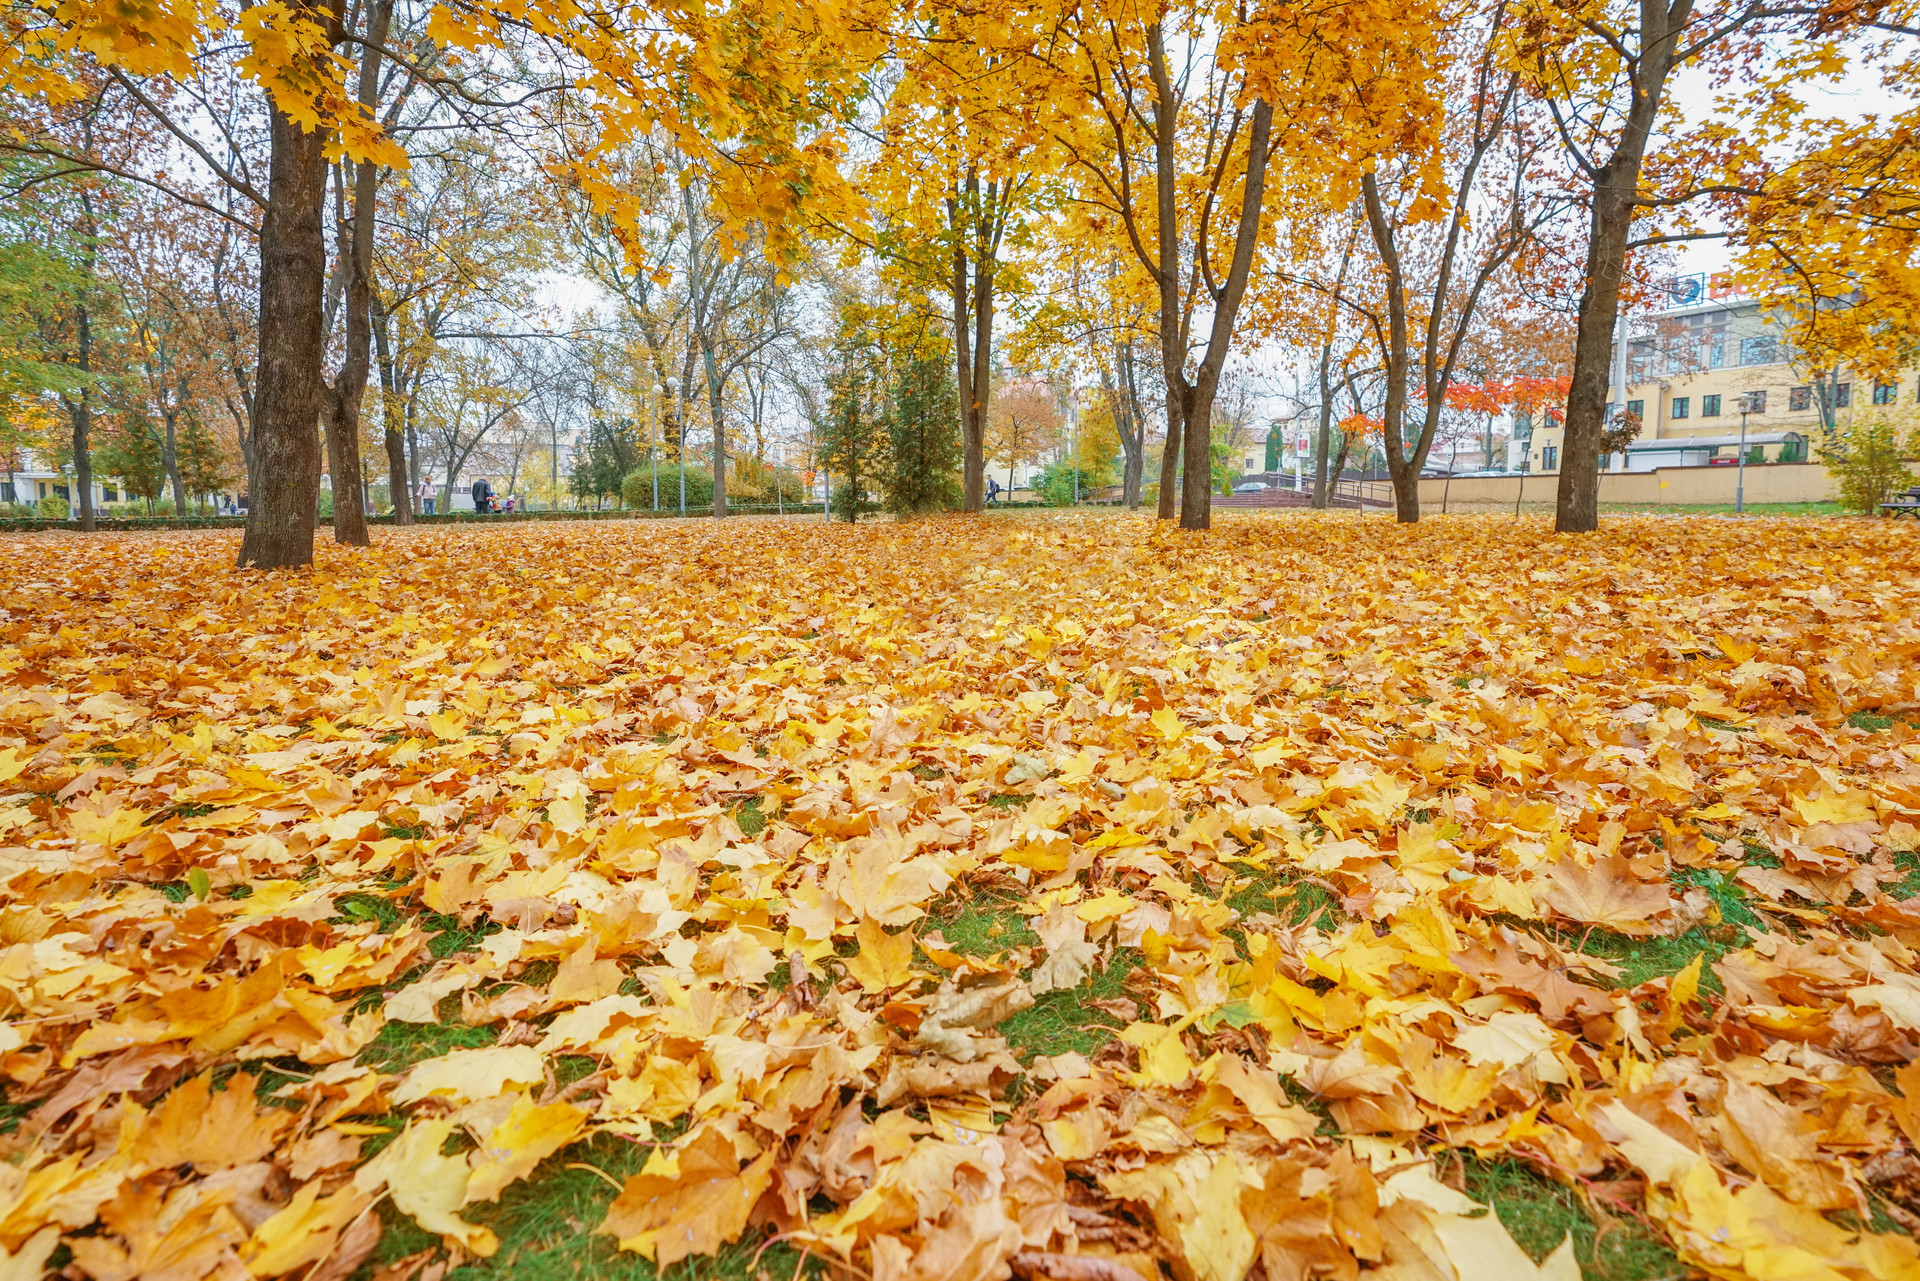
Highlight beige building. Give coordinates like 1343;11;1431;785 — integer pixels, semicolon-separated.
1518;296;1915;475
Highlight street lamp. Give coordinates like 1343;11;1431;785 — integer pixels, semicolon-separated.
1735;392;1757;514
664;377;684;516
652;382;666;511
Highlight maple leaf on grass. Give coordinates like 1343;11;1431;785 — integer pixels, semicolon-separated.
1536;854;1674;936
599;1126;777;1264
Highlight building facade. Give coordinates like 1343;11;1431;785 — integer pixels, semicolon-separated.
1518;295;1915;475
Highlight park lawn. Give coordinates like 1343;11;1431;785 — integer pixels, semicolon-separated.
1;511;1917;1281
1431;498;1852;518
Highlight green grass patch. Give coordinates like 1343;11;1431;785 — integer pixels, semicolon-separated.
1000;954;1138;1062
931;898;1041;954
368;1133;812;1280
1224;864;1342;928
0;1091;36;1136
1572;925;1741;992
357;1018;498;1074
1848;710;1898;733
983;792;1030;811
733;796;767;837
424;911;505;959
1671;866;1763;931
1694;716;1749;733
1465;1156;1683;1280
333;892;404;933
143;801;216;826
1891;851;1920;902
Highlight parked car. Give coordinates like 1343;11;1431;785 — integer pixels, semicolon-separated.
1232;481;1269;493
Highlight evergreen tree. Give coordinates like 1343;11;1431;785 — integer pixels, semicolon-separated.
569;417;644;507
177;413;235;513
883;344;961;514
95;412;165;511
820;306;888;522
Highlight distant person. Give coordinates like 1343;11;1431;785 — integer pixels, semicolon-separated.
503;495;516;514
470;477;493;513
987;476;1001;504
417;477;436;515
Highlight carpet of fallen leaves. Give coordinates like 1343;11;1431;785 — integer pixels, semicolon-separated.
3;512;1920;1281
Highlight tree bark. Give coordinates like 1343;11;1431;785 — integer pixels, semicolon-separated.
237;103;329;569
372;296;410;523
1363;172;1424;524
950;178;997;513
1313;343;1335;509
321;0;388;547
1139;23;1273;531
1553;0;1692;533
67;306;96;531
1555;172;1641;534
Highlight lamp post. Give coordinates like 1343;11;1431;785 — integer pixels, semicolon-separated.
665;377;683;516
651;383;663;511
1735;392;1755;514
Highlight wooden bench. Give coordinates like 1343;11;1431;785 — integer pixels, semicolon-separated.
1881;485;1920;518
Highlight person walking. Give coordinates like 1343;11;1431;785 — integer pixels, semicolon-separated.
987;476;1001;504
470;476;493;513
417;476;436;515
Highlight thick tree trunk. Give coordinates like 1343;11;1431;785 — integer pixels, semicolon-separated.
1179;374;1220;529
163;389;187;516
1156;405;1183;519
321;0;387;547
1554;178;1638;534
373;300;410;524
69;305;96;531
1363;172;1425;524
1312;343;1335;509
1554;0;1690;533
950;183;997;514
237;104;329;570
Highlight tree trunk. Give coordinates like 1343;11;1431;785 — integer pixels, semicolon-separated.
1104;342;1145;509
1553;174;1638;534
1553;0;1691;533
237;103;329;570
952;229;992;513
69;306;96;531
1312;342;1335;509
320;0;388;547
373;298;410;524
1179;374;1220;529
163;385;187;516
1362;172;1425;524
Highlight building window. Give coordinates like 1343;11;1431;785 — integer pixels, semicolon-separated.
102;487;119;502
1702;394;1721;417
1671;397;1690;419
1747;390;1767;413
1779;437;1805;462
1835;383;1852;408
1873;382;1897;405
1542;445;1558;471
1626;399;1644;421
1740;336;1778;365
1789;385;1811;411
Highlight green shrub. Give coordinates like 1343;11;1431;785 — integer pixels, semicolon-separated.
1815;411;1919;513
623;465;713;510
38;495;68;519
